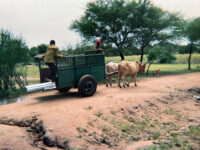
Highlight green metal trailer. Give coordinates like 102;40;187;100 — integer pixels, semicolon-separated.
37;50;105;97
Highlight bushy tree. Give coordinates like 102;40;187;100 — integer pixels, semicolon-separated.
146;45;176;75
63;42;94;55
0;29;29;96
29;47;39;57
37;44;48;53
70;0;182;61
29;44;48;58
183;17;200;69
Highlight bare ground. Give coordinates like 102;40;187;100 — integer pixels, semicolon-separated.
0;73;200;150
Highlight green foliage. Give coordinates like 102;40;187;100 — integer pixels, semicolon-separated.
64;42;141;57
159;51;176;64
110;110;117;115
95;111;103;117
37;44;47;53
110;118;135;133
146;45;176;74
87;121;94;127
152;131;161;140
76;126;87;133
0;29;30;96
62;43;94;55
183;17;200;69
185;17;200;42
0;88;24;98
71;0;182;62
147;45;176;64
29;43;48;57
29;47;39;57
185;125;200;139
101;125;111;132
147;46;160;63
129;135;140;141
85;106;93;111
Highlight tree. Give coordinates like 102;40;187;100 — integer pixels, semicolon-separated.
37;44;48;53
184;17;200;70
29;44;48;58
63;42;94;55
29;47;39;57
131;0;182;62
0;29;29;95
70;0;139;55
70;0;181;61
146;45;176;75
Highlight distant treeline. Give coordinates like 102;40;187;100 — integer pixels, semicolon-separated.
106;54;200;64
58;42;200;57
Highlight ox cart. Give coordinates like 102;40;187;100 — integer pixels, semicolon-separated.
26;51;105;97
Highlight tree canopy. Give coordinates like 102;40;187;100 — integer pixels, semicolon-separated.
70;0;182;62
185;17;200;42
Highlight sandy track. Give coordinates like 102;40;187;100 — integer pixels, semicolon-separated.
0;73;200;150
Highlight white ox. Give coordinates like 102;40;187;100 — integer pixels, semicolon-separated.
105;62;119;87
118;61;146;88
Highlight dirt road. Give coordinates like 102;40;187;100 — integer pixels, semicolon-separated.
0;73;200;150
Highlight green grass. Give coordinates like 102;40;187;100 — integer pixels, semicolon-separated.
25;64;200;85
185;125;200;139
25;54;200;80
27;80;40;85
106;54;200;77
111;110;117;115
152;131;161;140
26;65;40;78
101;125;111;132
106;54;200;64
147;64;200;75
94;111;103;117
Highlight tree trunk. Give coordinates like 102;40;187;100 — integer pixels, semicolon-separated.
119;51;124;61
140;46;144;62
3;77;9;90
146;63;152;76
188;43;193;70
0;80;2;90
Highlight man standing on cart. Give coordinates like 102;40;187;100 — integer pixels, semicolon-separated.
94;39;103;53
44;40;64;84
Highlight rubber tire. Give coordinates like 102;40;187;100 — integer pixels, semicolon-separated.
58;87;71;93
78;75;97;97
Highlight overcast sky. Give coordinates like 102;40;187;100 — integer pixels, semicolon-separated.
0;0;199;49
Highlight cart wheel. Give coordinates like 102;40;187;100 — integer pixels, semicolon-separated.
78;75;97;97
58;87;71;93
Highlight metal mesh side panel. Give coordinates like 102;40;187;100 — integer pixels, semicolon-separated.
56;54;104;69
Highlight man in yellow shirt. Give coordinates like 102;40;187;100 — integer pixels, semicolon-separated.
44;40;64;83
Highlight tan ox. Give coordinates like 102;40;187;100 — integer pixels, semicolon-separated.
118;61;146;88
105;62;119;87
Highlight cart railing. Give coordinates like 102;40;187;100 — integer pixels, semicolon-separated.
56;53;105;70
